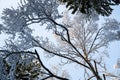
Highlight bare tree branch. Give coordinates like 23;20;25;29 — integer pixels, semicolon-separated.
88;28;103;54
35;50;69;80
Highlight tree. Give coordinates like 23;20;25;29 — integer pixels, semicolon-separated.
0;0;120;80
0;50;68;80
58;0;120;16
0;0;69;79
54;11;117;79
0;51;41;80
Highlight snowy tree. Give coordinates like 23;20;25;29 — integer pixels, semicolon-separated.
58;0;120;16
0;0;120;80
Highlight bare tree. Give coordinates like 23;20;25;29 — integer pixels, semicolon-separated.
54;12;109;79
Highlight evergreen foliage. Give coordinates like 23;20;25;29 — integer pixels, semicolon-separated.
59;0;120;16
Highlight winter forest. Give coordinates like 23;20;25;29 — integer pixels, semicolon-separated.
0;0;120;80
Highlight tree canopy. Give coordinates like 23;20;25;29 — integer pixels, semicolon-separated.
59;0;120;16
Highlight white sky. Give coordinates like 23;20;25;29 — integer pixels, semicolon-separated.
0;0;120;78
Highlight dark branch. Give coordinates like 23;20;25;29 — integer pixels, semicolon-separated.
35;50;69;80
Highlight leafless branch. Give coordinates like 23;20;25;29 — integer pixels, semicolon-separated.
88;76;95;80
32;38;90;69
88;28;103;54
44;18;103;79
103;74;106;80
35;50;69;80
94;60;98;75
